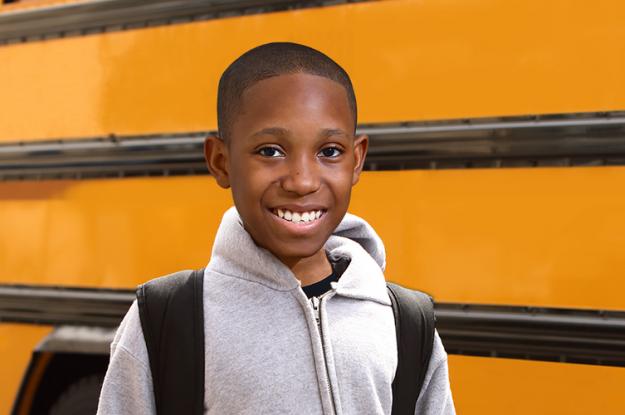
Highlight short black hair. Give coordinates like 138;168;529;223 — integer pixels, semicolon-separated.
217;42;357;141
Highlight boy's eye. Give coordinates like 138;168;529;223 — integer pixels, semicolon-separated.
319;147;343;158
257;146;285;158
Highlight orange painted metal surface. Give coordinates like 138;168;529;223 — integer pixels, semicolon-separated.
0;177;231;288
2;0;625;141
449;355;625;414
2;168;625;311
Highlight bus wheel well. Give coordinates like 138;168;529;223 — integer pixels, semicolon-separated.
25;352;109;415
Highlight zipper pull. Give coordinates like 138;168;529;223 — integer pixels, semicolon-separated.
311;296;321;327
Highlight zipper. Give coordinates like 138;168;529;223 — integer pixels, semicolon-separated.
311;295;337;414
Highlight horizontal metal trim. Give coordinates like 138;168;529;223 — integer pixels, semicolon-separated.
435;303;625;366
0;0;363;45
358;115;625;135
2;282;625;366
0;284;134;327
3;111;625;179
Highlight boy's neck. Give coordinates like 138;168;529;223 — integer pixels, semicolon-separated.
280;249;333;287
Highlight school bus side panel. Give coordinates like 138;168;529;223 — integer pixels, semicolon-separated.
1;0;625;141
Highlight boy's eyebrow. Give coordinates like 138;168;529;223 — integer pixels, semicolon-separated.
320;128;349;138
250;127;349;140
251;127;290;138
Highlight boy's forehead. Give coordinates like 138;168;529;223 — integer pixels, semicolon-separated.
242;72;348;104
232;73;355;134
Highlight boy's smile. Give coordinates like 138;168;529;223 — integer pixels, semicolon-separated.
205;72;368;281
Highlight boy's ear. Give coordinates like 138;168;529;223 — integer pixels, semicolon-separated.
351;134;369;185
204;135;231;189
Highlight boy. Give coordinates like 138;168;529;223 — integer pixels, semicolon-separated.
98;42;455;414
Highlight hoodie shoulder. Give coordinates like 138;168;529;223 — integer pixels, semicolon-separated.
97;301;156;414
413;330;456;414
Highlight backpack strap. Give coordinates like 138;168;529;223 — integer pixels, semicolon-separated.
136;268;205;415
387;282;436;415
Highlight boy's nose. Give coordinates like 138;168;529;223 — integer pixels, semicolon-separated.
281;156;321;195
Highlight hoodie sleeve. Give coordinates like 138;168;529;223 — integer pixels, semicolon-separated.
414;330;456;415
97;301;156;415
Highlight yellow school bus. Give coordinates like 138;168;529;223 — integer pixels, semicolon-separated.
2;0;625;413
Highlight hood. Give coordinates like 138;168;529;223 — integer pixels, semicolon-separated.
207;207;389;305
330;212;386;271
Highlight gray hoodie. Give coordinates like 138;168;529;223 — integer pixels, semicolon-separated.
97;207;455;414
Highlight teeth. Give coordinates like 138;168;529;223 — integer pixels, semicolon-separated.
273;209;324;224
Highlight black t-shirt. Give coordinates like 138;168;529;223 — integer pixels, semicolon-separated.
301;254;350;299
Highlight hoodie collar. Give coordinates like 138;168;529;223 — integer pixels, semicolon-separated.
207;207;390;305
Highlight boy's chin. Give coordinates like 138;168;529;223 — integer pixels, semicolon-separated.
268;241;326;264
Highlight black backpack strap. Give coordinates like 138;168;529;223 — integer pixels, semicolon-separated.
387;282;436;415
136;268;205;415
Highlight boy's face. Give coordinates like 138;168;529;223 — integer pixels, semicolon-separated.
205;73;368;265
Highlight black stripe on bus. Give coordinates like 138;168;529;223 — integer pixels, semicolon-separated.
2;111;625;179
2;283;625;367
0;0;369;46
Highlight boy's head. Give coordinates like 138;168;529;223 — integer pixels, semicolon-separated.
216;42;358;143
205;42;368;267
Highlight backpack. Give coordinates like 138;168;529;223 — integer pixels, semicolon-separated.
136;268;435;415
